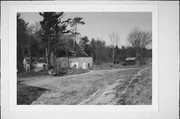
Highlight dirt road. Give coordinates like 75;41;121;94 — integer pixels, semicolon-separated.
17;66;148;105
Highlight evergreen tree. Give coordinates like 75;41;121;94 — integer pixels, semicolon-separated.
39;12;70;68
17;13;28;72
69;17;85;51
79;36;89;51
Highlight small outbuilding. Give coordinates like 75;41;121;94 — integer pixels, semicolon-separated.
56;50;93;69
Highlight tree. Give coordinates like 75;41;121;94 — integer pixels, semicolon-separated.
25;22;45;58
79;36;89;51
32;22;45;57
69;17;85;51
26;25;36;69
17;13;28;72
39;12;70;68
127;28;152;59
89;39;107;64
109;33;120;64
60;35;74;52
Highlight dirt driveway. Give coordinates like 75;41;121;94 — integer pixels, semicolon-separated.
17;66;148;105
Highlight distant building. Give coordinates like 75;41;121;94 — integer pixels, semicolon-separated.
56;50;93;69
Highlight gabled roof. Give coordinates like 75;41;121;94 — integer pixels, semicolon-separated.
70;50;89;57
56;50;90;57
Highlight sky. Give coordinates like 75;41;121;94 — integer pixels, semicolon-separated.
20;12;152;47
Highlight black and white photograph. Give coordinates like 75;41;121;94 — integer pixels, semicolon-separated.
1;1;179;119
17;12;153;105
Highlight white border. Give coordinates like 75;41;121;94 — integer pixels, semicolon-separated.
8;3;158;112
2;1;179;119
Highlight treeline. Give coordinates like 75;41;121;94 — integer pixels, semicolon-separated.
81;39;152;64
17;12;152;72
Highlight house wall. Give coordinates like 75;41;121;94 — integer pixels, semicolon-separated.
56;57;93;69
56;57;69;68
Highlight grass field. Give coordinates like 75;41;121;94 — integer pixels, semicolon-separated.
115;67;152;105
17;65;152;105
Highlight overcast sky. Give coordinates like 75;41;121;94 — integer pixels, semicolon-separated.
20;12;152;47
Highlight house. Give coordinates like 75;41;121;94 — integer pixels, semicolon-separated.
56;50;93;69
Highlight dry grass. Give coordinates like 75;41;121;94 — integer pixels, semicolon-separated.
115;67;152;105
67;68;89;75
17;68;89;78
17;66;148;105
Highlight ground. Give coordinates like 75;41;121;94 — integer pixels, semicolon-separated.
17;65;152;105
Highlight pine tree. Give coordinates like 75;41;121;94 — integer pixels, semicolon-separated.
17;13;28;72
39;12;70;68
69;17;85;51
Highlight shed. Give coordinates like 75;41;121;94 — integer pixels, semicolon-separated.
56;50;93;69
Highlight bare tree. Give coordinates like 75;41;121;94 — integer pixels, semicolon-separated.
109;33;120;64
127;28;152;59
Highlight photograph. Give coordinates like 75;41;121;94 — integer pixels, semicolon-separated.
17;12;152;105
1;1;179;119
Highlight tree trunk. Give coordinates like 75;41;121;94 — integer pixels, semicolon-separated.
112;48;115;64
28;47;31;71
73;25;77;51
65;50;70;68
46;37;50;69
28;35;31;71
136;48;140;59
136;47;143;59
45;48;49;69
